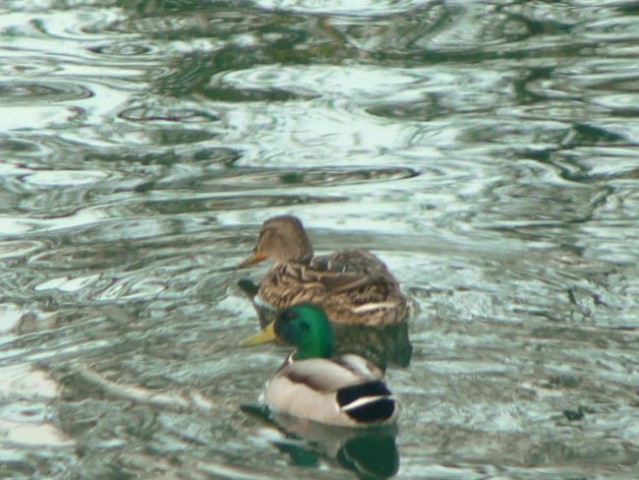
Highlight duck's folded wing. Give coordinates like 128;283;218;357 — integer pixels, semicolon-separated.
279;358;371;392
317;272;391;294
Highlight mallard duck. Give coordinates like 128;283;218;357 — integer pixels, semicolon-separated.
239;215;409;326
238;278;413;367
241;303;398;427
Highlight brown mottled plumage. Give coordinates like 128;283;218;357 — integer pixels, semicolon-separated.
239;215;409;326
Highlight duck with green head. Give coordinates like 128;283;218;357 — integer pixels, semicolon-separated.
239;215;409;327
241;303;398;427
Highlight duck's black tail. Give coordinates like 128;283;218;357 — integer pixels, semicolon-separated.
337;381;396;424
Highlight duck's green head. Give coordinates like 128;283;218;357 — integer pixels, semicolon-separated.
240;303;334;359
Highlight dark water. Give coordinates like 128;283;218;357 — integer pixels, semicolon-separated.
1;0;638;478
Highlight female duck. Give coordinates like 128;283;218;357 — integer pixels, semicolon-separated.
239;215;409;326
241;303;398;427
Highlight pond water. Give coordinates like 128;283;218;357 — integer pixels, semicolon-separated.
1;0;638;478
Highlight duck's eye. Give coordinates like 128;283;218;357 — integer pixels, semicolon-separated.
258;227;276;247
281;309;298;322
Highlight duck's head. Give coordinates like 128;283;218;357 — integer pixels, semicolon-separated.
240;303;334;360
239;215;314;267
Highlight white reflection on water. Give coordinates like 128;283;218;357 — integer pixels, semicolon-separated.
0;364;72;447
0;208;109;235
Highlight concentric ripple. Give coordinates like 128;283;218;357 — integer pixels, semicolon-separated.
0;81;93;105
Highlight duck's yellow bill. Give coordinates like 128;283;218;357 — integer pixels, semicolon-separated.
239;322;277;346
239;250;268;268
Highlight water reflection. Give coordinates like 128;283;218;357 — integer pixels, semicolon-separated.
245;406;399;480
2;0;639;478
0;362;73;480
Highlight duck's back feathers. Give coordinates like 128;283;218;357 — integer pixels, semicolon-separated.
258;249;409;326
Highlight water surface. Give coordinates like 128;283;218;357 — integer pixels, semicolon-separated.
1;0;638;478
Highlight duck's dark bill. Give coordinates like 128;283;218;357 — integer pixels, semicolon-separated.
239;250;268;267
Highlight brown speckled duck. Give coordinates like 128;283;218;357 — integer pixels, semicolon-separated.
239;215;409;326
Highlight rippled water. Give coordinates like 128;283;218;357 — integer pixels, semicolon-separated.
1;0;638;478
